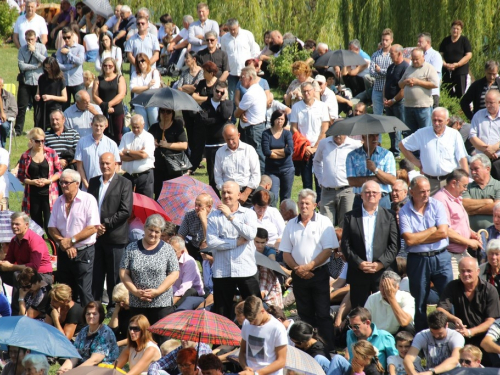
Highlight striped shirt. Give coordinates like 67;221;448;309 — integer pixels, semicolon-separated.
369;49;393;92
45;127;80;157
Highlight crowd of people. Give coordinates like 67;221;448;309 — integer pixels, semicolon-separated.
2;1;500;374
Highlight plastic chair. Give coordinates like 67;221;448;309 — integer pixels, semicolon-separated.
2;83;17;154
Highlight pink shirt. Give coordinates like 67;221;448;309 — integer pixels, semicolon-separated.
6;229;52;273
48;190;101;247
173;251;204;297
433;187;470;254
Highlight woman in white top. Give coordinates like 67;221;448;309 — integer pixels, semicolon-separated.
130;52;161;130
116;314;161;375
95;31;123;72
83;25;100;62
251;190;285;248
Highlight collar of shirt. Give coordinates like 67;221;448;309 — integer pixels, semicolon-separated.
296;212;317;223
362;204;379;218
485;109;500;121
13;228;34;245
440;186;462;203
178;251;189;264
64;189;84;204
99;173;115;185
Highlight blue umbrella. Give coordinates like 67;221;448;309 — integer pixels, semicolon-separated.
7;172;23;193
0;316;81;358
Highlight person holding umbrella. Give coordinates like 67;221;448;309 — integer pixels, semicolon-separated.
2;346;29;375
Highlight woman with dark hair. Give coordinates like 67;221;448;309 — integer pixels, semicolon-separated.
261;110;294;202
439;20;473;98
288;321;330;362
234;58;270;106
176;51;203;95
130;53;161;130
57;301;119;373
115;315;161;375
192;61;219;104
95;31;122;72
93;57;126;144
35;57;67;129
17;267;52;320
251;190;285;248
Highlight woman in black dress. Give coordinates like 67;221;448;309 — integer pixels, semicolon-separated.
148;108;188;199
35;57;67;130
93;57;126;144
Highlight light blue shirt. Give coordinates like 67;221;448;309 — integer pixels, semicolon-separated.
362;205;378;262
423;47;443;96
399;197;449;253
470;108;500;158
56;43;85;86
206;205;258;278
63;103;103;138
75;134;121;190
187;19;219;53
124;32;160;72
18;43;47;86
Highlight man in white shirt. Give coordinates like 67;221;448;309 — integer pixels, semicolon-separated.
118;114;155;198
13;0;48;48
313;134;362;227
165;15;193;69
315;74;338;123
417;32;443;108
187;3;219;53
214;124;260;207
221;18;260;100
290;82;330;200
239;296;287;375
234;66;267;173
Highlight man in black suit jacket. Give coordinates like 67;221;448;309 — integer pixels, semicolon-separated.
342;180;400;308
88;152;133;312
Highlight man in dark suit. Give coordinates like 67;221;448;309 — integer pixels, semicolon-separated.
342;180;400;308
88;152;133;313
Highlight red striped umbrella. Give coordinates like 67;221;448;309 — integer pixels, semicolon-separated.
148;309;241;346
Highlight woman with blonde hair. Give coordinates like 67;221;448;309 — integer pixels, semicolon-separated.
283;61;320;106
351;340;384;375
17;127;62;234
46;283;85;339
116;315;162;375
109;282;131;346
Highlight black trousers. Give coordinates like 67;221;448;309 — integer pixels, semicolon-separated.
123;169;154;198
349;270;384;308
292;265;335;350
64;84;85;111
183;113;206;173
212;273;261;319
56;244;94;306
30;194;50;237
15;83;38;134
130;305;174;344
205;146;221;197
92;241;126;307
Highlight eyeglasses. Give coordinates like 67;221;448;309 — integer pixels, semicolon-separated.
59;180;76;186
128;326;141;332
349;323;361;330
62;36;72;40
177;363;194;368
21;283;32;290
138;60;146;64
215;89;225;95
32;139;45;144
160;109;173;114
459;359;472;366
205;38;216;42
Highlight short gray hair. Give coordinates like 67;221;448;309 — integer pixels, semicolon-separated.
137;7;150;17
433;106;449;119
300;81;314;91
61;169;81;184
348;39;361;50
226;18;238;27
298;188;316;202
169;235;186;249
409;175;429;190
121;5;131;13
494;201;500;213
469;153;491;168
448;115;464;126
205;30;217;39
11;211;30;224
22;354;49;375
381;270;401;285
75;90;88;103
183;15;194;24
145;214;166;231
418;32;432;43
394;179;408;192
485;60;499;71
281;199;298;215
25;0;37;7
131;113;145;125
241;66;257;80
487;239;500;254
317;42;328;50
361;181;381;194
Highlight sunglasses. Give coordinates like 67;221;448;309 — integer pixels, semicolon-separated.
128;326;141;332
21;283;32;290
32;139;45;144
62;36;72;40
137;22;146;26
138;60;146;64
349;323;361;330
459;359;472;366
215;89;225;95
205;38;216;42
160;109;173;114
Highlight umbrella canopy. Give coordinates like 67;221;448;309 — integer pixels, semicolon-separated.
83;0;114;18
130;88;202;112
316;49;367;68
325;114;409;137
149;309;241;346
313;50;334;67
66;365;126;375
0;210;45;242
255;251;288;276
229;345;325;375
132;192;170;224
157;176;221;225
7;172;24;193
0;316;81;358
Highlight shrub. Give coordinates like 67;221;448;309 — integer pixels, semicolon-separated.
0;2;18;43
267;44;312;90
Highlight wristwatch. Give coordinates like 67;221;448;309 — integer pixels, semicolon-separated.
71;237;76;244
429;368;436;375
391;98;396;103
126;150;130;155
374;168;379;175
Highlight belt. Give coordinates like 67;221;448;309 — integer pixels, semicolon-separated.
323;186;349;191
409;248;447;257
424;173;447;181
76;244;93;251
127;170;152;178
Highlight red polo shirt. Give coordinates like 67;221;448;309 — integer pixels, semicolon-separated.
6;229;52;273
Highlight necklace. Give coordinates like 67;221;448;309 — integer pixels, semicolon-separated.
88;324;101;335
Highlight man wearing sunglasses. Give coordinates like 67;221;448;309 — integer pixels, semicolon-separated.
125;16;160;74
196;31;229;81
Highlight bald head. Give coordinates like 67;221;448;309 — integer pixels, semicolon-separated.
485;90;500;116
222;124;240;150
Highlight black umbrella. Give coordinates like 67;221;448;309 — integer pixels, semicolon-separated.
313;50;334;67
442;368;500;375
255;251;288;276
325;114;409;137
318;49;368;67
130;87;202;112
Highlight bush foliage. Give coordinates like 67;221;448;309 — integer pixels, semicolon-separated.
0;2;19;43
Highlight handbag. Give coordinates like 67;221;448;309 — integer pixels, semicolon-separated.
161;151;192;173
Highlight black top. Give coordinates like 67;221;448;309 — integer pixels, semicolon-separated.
148;118;187;159
305;340;331;360
384;61;409;99
460;76;500;120
98;75;124;115
47;302;85;336
195;79;218;100
199;98;234;146
439;35;472;75
195;49;229;79
28;158;49;195
261;129;294;173
38;74;65;113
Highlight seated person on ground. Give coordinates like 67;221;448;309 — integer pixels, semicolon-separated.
45;283;85;339
459;344;484;369
17;267;52;321
108;282;131;347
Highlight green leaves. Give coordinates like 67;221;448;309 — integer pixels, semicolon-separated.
0;2;18;44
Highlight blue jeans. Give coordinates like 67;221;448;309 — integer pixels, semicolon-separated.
134;106;158;131
227;75;239;101
327;355;351;375
0;121;11;148
300;156;321;203
371;89;384;115
385;100;405;156
268;166;295;204
241;123;266;174
404;106;432;135
314;355;331;373
407;250;453;332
